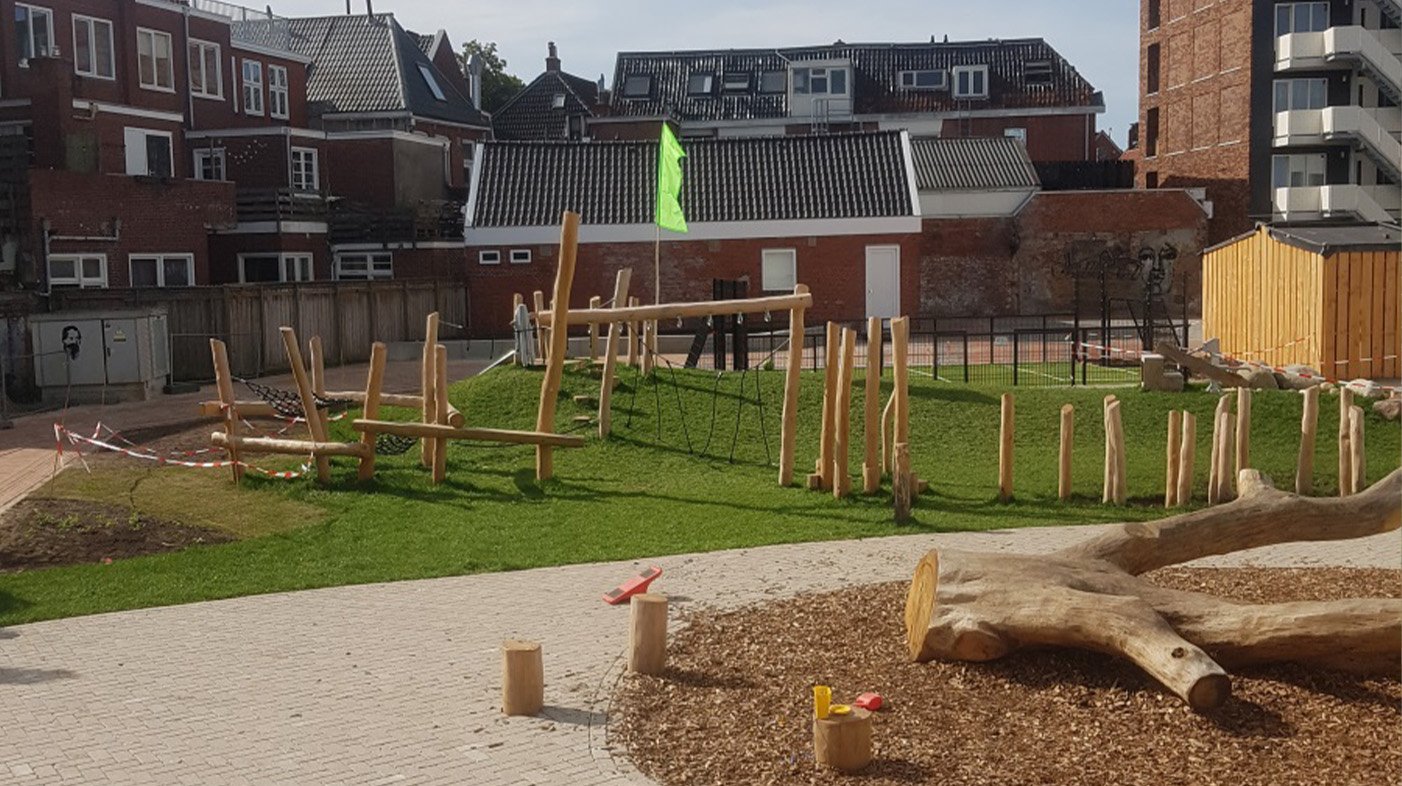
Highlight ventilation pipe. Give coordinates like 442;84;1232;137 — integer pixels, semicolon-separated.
467;54;484;109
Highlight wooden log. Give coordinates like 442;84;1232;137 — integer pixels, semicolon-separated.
640;318;654;376
1295;386;1320;495
998;393;1014;502
308;335;326;397
1235;387;1252;476
538;291;814;326
421;312;440;469
209;339;243;483
1338;387;1354;496
321;390;423;409
588;295;602;361
1153;341;1245;387
357;342;387;482
893;442;912;523
1349;405;1366;494
1102;395;1118;504
1109;400;1127;505
598;268;632;438
1207;394;1231;504
626;296;640;367
891;317;910;445
213;432;371;458
279;327;331;484
1176;412;1196;506
777;286;808;487
532;291;548;365
862;317;882;494
1057;404;1074;501
813;708;873;773
818;322;840;491
1220;413;1236;503
1165;409;1182;507
536;212;581;481
433;344;449;485
352;420;586;447
881;394;895;474
628;593;668;676
833;328;856;499
501;640;544;716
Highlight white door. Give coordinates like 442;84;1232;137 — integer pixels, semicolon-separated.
864;245;900;319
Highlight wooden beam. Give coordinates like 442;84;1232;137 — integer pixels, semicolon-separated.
209;338;243;483
213;432;371;458
777;284;807;487
816;322;840;491
433;344;449;485
1154;341;1245;387
862;317;882;494
998;393;1014;502
833;327;856;499
351;420;586;447
598;268;633;438
536;211;581;481
357;342;386;482
1058;404;1073;502
421;312;440;469
279;326;331;484
588;295;602;362
539;291;814;326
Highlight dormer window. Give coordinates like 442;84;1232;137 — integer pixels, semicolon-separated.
1025;61;1053;86
952;65;989;98
552;93;566;109
793;66;847;96
722;72;751;92
418;63;446;101
759;70;787;93
622;74;652;98
687;72;714;96
899;69;946;90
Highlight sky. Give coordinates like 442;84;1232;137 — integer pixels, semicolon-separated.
273;0;1141;143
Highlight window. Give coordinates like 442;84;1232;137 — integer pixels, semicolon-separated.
268;65;289;118
129;254;194;287
899;70;946;90
1147;0;1160;30
622;74;652;98
1004;127;1027;144
792;67;848;96
551;93;566;109
478;250;501;265
1144;171;1159;189
1273;78;1327;111
510;249;531;264
759;70;787;93
760;249;797;292
47;255;107;288
952;65;989;98
15;4;54;64
1024;61;1053;86
73;15;115;79
687;72;714;96
723;72;751;92
137;28;174;91
417;63;446;101
241;59;264;115
194;148;225;181
1146;44;1160;94
124;128;173;177
1272;153;1326;188
239;253;312;283
334;252;392;280
189;39;222;98
1275;2;1329;35
1145;107;1160;157
290;147;318;191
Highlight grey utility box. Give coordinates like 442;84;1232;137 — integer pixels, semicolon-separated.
30;308;170;404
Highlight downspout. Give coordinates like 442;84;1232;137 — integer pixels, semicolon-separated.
183;5;194;133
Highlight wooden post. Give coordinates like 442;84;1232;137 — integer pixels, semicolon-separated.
501;640;544;716
626;296;640;367
998;392;1014;502
1235;387;1252;477
1176;411;1196;506
1219;413;1237;502
588;295;602;362
598;268;632;438
433;344;449;485
833;328;856;499
813;708;873;774
881;394;895;474
279;327;331;484
1296;386;1320;495
512;293;525;366
1165;409;1182;507
308;335;326;396
1349;405;1366;494
532;290;548;365
640;319;654;376
421;312;440;468
1057;404;1073;501
627;593;668;676
1338;387;1354;496
862;318;882;493
356;342;386;482
777;285;808;487
536;211;581;481
1102;395;1118;504
1208;394;1231;504
815;322;840;490
891;316;912;521
893;442;912;523
209;338;243;483
1107;399;1127;505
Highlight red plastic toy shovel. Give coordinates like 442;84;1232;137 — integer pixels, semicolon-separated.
603;566;663;605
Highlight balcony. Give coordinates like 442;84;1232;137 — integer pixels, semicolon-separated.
1273;106;1402;181
1276;26;1402;100
235;188;328;226
329;200;466;245
1273;184;1400;224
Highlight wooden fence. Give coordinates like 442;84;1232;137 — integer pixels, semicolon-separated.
50;281;468;381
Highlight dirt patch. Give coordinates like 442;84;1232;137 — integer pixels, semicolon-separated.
613;567;1401;786
0;498;233;572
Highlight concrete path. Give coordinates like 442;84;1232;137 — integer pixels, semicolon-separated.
1;524;1395;786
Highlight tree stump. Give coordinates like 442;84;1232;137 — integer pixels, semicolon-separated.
502;640;544;716
813;708;873;773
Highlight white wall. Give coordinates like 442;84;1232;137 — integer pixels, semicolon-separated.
917;188;1036;218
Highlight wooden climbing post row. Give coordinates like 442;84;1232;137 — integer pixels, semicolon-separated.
209;338;243;483
833;328;856;499
1349;405;1366;494
1057;404;1073;501
812;322;840;490
1235;387;1252;478
279;326;331;484
997;393;1014;502
1295;386;1319;495
777;284;808;487
1165;410;1182;507
862;317;882;494
1176;411;1196;506
588;296;602;362
536;210;581;481
598;268;632;438
356;342;387;482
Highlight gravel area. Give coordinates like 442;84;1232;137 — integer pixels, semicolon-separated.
613;567;1401;786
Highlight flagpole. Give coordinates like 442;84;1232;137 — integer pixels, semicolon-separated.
654;224;661;304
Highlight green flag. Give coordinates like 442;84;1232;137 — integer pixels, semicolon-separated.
655;124;688;233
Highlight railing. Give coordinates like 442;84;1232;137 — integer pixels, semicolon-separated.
189;0;294;50
329;200;465;245
1276;27;1402;99
1273;106;1402;179
236;188;328;224
1273;184;1398;224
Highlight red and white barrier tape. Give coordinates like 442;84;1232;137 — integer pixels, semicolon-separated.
55;423;310;479
1076;341;1145;360
1207;352;1402;395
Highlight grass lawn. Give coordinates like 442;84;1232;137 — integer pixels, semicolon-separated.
1;363;1397;626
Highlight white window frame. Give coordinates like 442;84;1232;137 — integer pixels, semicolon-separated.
290;146;319;192
551;93;566;109
953;65;989;99
193;148;226;181
1273;78;1327;112
72;14;115;80
899;69;946;90
123;127;174;177
722;72;751;92
792;66;848;96
478;250;501;265
47;254;108;288
241;59;264;116
137;28;175;92
15;3;55;66
189;38;222;99
687;72;715;96
1275;2;1330;36
237;253;313;283
1004;127;1027;144
760;249;797;293
128;254;194;288
509;249;531;265
334;252;393;280
268;64;289;118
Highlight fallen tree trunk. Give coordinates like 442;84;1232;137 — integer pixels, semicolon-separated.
904;468;1402;711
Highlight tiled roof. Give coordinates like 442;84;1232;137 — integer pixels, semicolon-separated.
470;131;915;227
608;38;1101;122
413;32;436;56
492;70;599;140
910;137;1039;190
234;14;488;128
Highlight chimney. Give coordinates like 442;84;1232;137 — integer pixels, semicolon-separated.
467;54;484;109
546;41;560;73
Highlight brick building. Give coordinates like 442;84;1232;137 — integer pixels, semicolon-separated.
491;42;602;141
0;0;486;292
1136;0;1400;243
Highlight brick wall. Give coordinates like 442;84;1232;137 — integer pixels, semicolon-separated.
940;113;1095;162
208;232;330;284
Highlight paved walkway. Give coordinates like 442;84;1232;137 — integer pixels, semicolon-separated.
1;524;1396;786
